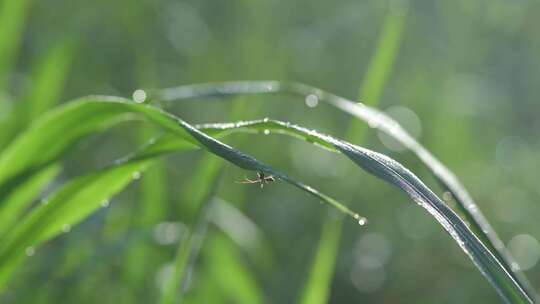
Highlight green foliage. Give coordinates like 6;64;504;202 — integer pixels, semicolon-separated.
0;99;362;292
1;2;539;303
0;91;533;302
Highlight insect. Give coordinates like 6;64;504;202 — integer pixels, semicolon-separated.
236;171;276;188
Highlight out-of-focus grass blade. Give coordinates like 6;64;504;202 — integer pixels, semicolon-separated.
121;126;169;300
357;3;406;106
298;215;343;304
24;40;75;122
210;197;269;262
0;40;74;151
0;40;74;235
0;99;362;290
181;154;222;219
301;4;408;302
151;80;536;301
347;3;407;140
0;164;59;237
203;234;264;304
160;226;195;304
0;0;32;89
160;190;217;304
0;159;151;287
160;164;222;304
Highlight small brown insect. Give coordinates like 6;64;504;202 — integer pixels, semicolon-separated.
237;171;276;188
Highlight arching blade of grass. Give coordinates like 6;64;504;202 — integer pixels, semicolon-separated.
0;98;529;302
193;118;530;304
0;164;59;237
5;108;525;302
151;80;535;300
0;99;362;289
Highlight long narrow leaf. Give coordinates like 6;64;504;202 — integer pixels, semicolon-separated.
194;119;531;303
0;0;32;89
0;99;362;289
150;81;535;300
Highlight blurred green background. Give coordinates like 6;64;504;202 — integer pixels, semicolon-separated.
1;0;540;303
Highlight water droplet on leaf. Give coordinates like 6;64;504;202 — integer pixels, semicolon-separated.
132;89;147;103
62;224;71;233
305;94;319;108
101;200;110;208
25;247;35;256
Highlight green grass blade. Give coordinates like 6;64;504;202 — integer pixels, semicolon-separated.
298;215;343;304
301;6;408;302
0;158;151;287
204;234;264;304
347;4;407;140
121;126;169;300
181;154;223;219
160;226;195;304
0;99;362;290
193;119;531;303
0;164;59;237
25;40;75;122
160;166;222;304
151;81;535;300
0;0;32;89
357;5;407;105
160;203;212;304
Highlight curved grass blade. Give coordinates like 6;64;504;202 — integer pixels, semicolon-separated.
150;81;536;300
0;99;363;289
0;164;59;237
0;158;152;287
192;118;531;303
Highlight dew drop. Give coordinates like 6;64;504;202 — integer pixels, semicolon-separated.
358;217;368;226
132;171;141;180
353;214;368;226
62;224;71;233
263;129;270;135
305;94;319;108
442;191;453;202
132;89;147;103
101;200;110;208
368;119;379;128
263;118;269;123
25;247;35;256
